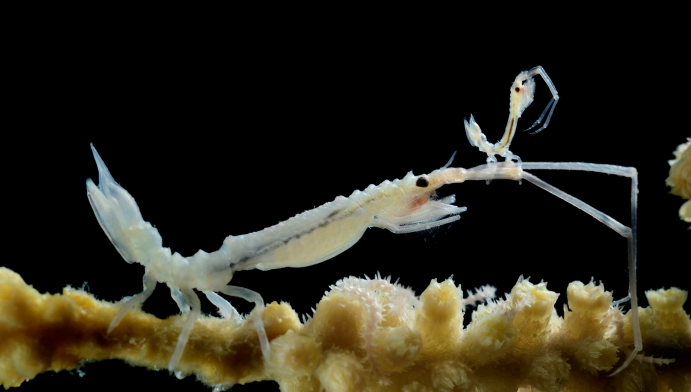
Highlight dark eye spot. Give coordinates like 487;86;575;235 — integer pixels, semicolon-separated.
416;177;429;187
515;87;520;92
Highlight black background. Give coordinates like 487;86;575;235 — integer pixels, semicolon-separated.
4;12;688;392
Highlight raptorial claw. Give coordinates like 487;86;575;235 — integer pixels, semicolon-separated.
87;144;162;265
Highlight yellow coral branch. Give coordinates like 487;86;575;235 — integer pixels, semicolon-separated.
667;138;691;225
1;267;690;391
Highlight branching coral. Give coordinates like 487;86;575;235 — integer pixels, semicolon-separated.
1;267;689;391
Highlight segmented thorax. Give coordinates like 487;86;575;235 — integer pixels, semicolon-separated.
147;244;235;291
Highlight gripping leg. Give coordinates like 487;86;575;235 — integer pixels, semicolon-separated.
86;144;163;266
168;288;201;372
219;285;271;363
518;162;641;375
170;287;190;313
203;291;242;322
521;66;560;134
464;115;498;162
108;273;157;333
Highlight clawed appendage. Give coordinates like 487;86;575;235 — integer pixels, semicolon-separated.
464;65;559;163
165;285;270;372
87;144;271;373
107;278;270;372
520;66;559;135
219;285;271;361
105;277;271;372
168;288;201;372
107;274;157;334
203;291;242;322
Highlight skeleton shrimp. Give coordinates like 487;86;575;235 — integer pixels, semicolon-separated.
464;65;559;163
86;65;644;377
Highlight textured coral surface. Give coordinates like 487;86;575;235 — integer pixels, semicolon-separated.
1;267;689;391
667;138;691;224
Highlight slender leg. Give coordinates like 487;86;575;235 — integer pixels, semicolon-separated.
373;213;462;234
460;161;642;374
610;169;641;375
520;172;631;237
170;287;190;313
611;295;631;309
108;273;157;333
521;66;560;134
219;285;271;362
203;291;242;322
168;288;201;372
523;97;558;134
517;162;642;375
441;150;458;169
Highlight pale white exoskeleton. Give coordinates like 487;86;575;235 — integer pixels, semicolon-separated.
464;65;559;163
87;65;645;377
86;144;469;372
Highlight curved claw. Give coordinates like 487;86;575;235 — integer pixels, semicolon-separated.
219;285;271;363
464;115;497;160
108;274;157;333
86;144;162;265
168;288;201;372
520;66;560;135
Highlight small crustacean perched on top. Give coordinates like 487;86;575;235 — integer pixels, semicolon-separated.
464;65;559;163
87;66;648;377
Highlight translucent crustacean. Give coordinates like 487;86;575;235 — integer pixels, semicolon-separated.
86;66;646;376
464;65;559;163
87;145;469;372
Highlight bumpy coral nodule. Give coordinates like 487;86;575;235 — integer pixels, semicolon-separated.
1;267;689;391
667;138;691;224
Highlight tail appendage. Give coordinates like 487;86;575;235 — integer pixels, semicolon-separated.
86;144;162;266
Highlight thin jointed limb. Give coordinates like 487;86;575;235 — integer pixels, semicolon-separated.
219;285;271;362
520;172;631;237
203;291;242;322
517;162;641;375
108;273;157;333
461;161;641;374
170;287;190;313
168;288;201;372
521;66;560;135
